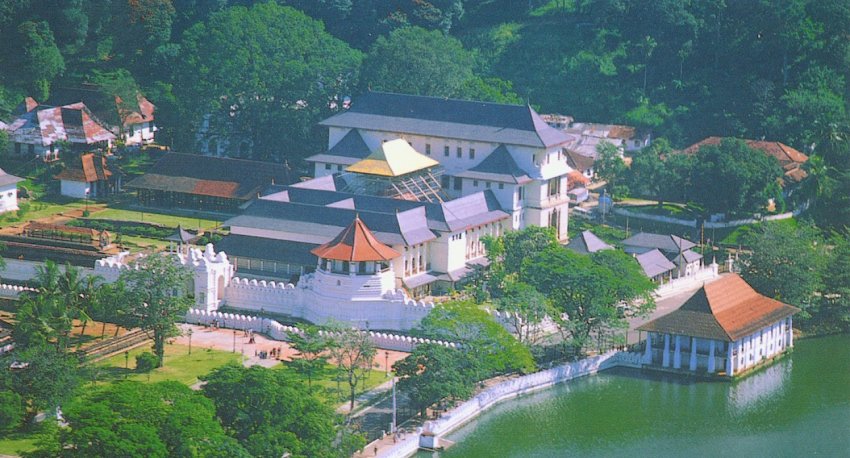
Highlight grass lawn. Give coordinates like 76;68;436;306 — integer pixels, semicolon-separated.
719;217;798;247
89;208;223;231
95;343;241;386
118;234;170;251
0;432;40;456
277;363;390;404
0;199;89;227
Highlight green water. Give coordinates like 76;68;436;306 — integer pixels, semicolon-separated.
430;335;850;457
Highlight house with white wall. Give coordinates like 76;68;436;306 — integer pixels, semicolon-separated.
0;168;23;214
308;92;573;241
55;153;120;199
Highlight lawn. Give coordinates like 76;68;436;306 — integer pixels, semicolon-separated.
277;363;390;404
89;207;223;231
719;217;798;247
0;198;89;227
94;343;241;386
118;234;170;251
0;432;40;456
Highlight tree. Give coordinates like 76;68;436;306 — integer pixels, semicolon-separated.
2;344;79;415
287;325;332;392
14;21;64;100
118;253;193;367
393;343;477;417
202;364;359;458
589;249;656;316
417;299;535;379
740;221;825;315
628;138;691;204
30;381;248;458
817;234;850;332
326;327;376;411
361;26;518;103
485;226;558;277
595;141;629;198
0;391;24;431
494;280;554;345
690;138;783;215
175;2;362;162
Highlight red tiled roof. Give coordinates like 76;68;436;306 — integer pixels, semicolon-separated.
681;137;808;166
191;180;240;198
638;274;799;342
311;216;400;262
117;94;155;126
567;171;589;190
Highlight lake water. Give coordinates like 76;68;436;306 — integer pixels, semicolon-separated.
426;335;850;457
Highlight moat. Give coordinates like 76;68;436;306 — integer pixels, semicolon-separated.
424;335;850;457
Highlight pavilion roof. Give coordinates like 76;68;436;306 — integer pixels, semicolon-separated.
346;139;439;177
310;215;401;262
638;274;799;341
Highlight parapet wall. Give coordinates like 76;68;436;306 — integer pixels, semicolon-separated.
184;309;456;352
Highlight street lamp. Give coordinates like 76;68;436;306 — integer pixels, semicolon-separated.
187;328;193;355
385;351;390;376
232;330;237;353
124;351;129;370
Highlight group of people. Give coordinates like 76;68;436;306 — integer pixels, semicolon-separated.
253;346;283;360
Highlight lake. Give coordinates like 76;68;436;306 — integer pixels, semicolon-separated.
426;335;850;457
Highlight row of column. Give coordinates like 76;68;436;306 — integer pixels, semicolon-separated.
645;333;719;374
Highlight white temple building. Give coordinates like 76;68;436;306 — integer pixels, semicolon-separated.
637;274;799;377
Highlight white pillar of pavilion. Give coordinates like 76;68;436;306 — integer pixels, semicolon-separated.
662;334;671;367
726;341;735;376
673;335;682;369
708;340;716;373
689;337;698;371
786;316;794;348
644;333;653;363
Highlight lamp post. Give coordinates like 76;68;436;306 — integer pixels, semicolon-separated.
124;351;129;370
392;376;397;434
187;328;193;355
232;330;236;353
385;351;390;377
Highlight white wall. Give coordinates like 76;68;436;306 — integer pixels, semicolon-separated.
124;121;156;146
0;183;19;213
60;180;90;199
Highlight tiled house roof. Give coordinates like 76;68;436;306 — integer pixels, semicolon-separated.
55;153;114;183
311;216;401;262
680;137;809;183
454;144;532;184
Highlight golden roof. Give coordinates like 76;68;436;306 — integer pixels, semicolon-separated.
346;139;439;177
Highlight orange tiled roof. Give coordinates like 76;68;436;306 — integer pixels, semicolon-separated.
311;216;400;262
638;274;799;341
681;137;808;166
55;153;113;183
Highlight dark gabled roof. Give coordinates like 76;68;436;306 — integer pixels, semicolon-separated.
125;153;291;200
622;232;696;254
635;249;677;278
454;144;533;184
320;91;573;148
673;249;703;265
305;129;372;165
565;149;596;172
566;230;613;255
165;225;196;243
638;274;799;341
0;168;24;188
215;235;318;266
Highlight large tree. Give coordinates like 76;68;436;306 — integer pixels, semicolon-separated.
326;327;376;411
201;364;361;458
740;221;825;315
174;2;362;162
393;343;477;417
118;253;193;367
286;325;332;392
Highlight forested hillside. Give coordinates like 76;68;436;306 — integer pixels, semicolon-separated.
1;1;849;168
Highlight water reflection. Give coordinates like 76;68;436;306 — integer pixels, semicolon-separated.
727;357;791;412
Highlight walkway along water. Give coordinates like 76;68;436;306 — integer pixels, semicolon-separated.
374;351;644;457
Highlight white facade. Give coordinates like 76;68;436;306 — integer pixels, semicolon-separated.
123;121;156;146
0;183;19;213
317;127;571;240
59;180;91;199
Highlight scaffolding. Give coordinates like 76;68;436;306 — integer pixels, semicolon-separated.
337;168;449;203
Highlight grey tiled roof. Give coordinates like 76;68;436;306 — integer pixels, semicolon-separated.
454;144;533;184
636;249;676;278
566;230;613;254
0;168;24;188
320;92;572;148
305;129;371;164
216;235;318;266
673;249;703;265
622;232;697;254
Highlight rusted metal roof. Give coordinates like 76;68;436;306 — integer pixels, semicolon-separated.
55;153;113;183
310;215;401;262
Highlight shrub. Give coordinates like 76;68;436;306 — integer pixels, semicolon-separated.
0;391;24;431
135;352;158;372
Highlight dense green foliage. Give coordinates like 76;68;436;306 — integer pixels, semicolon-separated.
201;364;362;458
393;343;478;417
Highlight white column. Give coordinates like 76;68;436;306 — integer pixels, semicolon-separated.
708;340;716;373
673;335;682;369
689;337;698;371
644;332;653;363
726;341;734;376
787;316;793;348
662;334;671;367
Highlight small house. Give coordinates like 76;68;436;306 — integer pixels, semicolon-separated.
0;168;24;214
622;232;702;278
55;153;120;199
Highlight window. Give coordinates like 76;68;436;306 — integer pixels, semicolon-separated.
441;175;450;189
453;177;462;191
473;180;479;187
456;147;462;158
548;177;560;196
28;144;35;155
14;143;21;155
426;143;431;155
325;163;332;170
499;183;504;189
517;186;524;200
469;148;475;159
444;146;450;157
336;165;343;171
485;181;491;189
